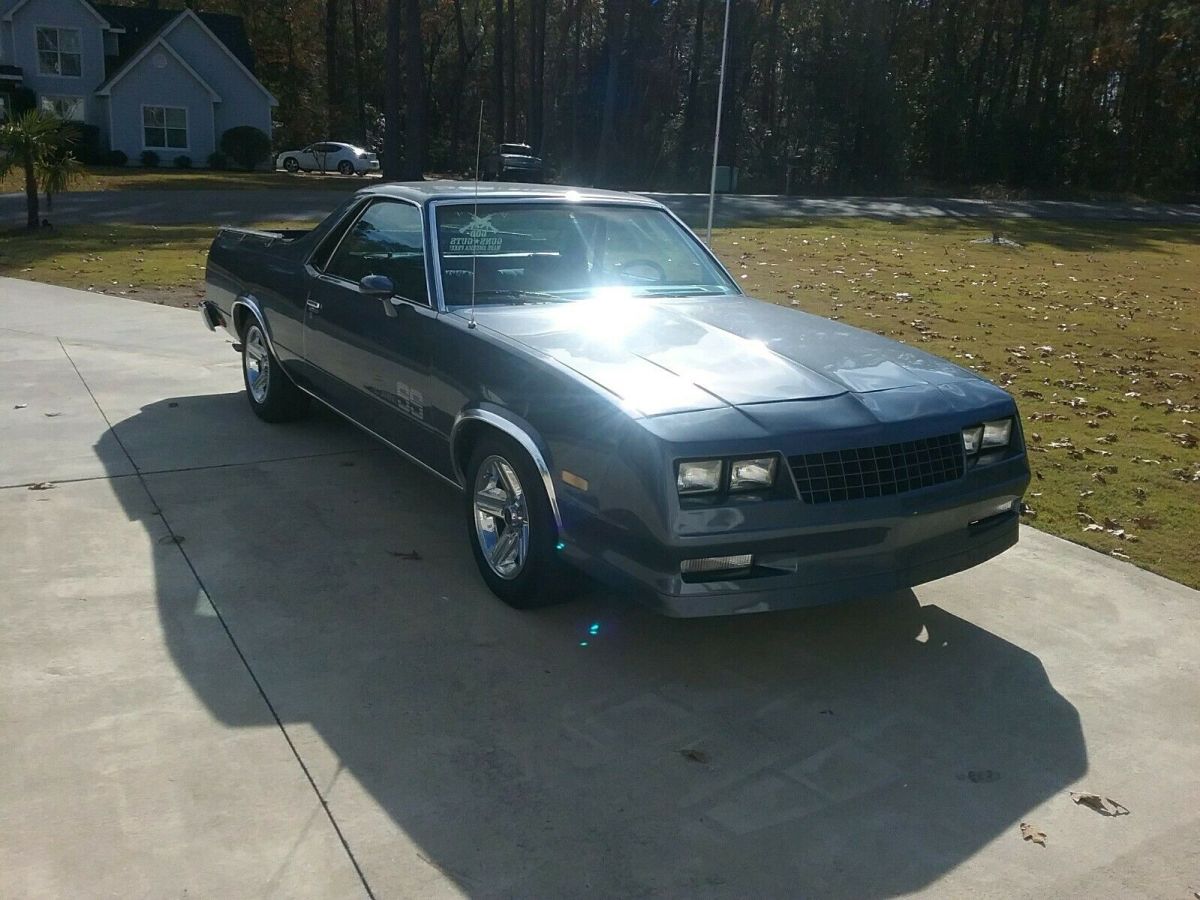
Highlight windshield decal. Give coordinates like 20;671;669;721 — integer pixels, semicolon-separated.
448;214;503;253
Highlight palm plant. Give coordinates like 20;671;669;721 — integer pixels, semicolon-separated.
0;110;80;230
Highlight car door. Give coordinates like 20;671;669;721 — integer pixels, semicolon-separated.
303;198;446;468
296;145;318;170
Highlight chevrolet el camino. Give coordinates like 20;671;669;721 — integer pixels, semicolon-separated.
200;183;1029;616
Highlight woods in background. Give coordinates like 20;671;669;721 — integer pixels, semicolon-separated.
180;0;1199;194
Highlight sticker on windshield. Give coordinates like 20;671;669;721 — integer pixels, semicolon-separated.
448;214;503;253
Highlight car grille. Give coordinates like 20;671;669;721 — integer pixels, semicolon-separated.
788;433;964;504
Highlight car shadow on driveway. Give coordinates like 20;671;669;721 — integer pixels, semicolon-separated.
99;392;1087;898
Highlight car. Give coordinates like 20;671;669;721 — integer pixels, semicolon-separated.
199;183;1029;617
276;141;379;176
480;143;544;182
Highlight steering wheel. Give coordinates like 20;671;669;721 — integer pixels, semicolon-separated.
616;258;667;283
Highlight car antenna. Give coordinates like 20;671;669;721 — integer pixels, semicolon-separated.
469;100;483;330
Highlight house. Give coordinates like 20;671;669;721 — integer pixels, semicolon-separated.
0;0;275;166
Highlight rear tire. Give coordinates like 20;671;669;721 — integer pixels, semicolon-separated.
241;320;309;422
465;433;568;609
338;160;353;176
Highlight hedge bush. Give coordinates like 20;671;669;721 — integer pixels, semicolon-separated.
206;151;230;170
140;150;160;167
219;126;271;171
174;155;192;169
103;150;128;167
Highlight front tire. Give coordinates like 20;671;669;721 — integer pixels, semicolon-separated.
282;156;300;173
242;321;309;422
465;434;568;609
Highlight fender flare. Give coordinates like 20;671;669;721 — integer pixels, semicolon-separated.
230;296;279;353
450;406;563;532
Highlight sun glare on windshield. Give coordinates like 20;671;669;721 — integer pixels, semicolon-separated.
434;202;738;306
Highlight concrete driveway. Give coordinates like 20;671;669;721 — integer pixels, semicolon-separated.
2;278;1198;898
4;187;1199;228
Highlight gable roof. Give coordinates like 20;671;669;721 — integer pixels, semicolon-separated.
94;4;255;73
93;7;275;104
95;34;220;100
2;0;120;28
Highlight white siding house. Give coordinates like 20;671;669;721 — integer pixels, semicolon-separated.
0;0;274;166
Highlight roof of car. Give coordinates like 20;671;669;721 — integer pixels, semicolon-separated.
358;181;663;206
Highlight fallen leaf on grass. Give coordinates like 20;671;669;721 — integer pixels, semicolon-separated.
13;403;27;409
1020;822;1047;846
1070;792;1130;816
43;411;62;418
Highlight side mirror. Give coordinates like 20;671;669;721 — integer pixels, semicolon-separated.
359;274;394;297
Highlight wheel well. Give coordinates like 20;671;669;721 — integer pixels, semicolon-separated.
452;419;489;483
232;304;250;337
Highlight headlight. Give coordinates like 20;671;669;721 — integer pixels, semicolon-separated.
981;418;1013;449
677;459;722;494
961;425;984;454
729;457;777;491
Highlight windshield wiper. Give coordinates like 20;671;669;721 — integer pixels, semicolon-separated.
470;289;568;305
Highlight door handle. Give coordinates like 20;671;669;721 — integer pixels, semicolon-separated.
305;298;322;313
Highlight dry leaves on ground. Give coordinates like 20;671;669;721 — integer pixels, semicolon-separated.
1020;822;1047;846
1070;792;1130;817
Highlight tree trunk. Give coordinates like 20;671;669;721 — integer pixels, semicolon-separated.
24;147;39;230
594;0;624;184
506;0;517;139
325;0;339;133
492;0;505;144
676;0;706;175
382;0;402;179
527;0;546;153
350;0;366;142
449;0;470;169
399;0;425;180
570;0;582;168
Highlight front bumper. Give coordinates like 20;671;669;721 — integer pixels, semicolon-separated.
564;457;1028;617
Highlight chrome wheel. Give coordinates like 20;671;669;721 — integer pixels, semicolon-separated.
244;325;270;404
473;455;530;580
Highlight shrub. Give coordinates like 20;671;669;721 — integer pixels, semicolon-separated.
174;154;192;169
11;87;36;116
72;123;102;164
206;150;230;170
103;149;128;167
219;126;271;171
140;150;160;167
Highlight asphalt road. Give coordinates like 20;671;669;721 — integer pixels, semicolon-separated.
3;277;1199;898
4;185;1199;228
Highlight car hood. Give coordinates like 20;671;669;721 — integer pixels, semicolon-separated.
460;295;987;416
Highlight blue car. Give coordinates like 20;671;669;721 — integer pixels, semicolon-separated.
200;183;1029;616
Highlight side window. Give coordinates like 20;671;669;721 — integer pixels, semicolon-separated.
325;202;428;304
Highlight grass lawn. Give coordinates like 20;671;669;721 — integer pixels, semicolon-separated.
1;217;1196;587
0;166;371;194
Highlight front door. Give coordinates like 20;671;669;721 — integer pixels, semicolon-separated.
303;198;445;469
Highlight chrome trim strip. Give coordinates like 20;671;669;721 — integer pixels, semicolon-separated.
294;383;462;492
658;203;743;295
312;196;437;309
450;408;563;531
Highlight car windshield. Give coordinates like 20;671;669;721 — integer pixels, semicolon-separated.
434;202;738;306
